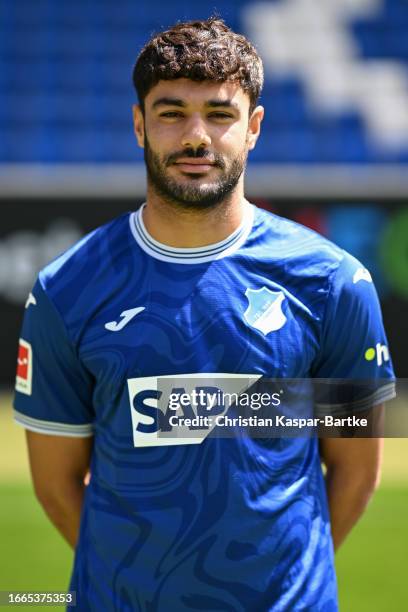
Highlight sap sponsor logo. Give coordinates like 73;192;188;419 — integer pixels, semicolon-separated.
244;287;287;335
353;268;373;284
127;374;261;447
364;343;390;367
15;339;32;395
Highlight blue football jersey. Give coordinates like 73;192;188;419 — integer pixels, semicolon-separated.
14;202;395;611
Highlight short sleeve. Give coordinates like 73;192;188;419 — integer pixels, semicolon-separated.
312;252;396;414
13;278;95;436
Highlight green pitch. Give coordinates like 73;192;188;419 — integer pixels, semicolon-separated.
1;394;407;611
1;483;407;612
336;486;408;611
0;483;73;589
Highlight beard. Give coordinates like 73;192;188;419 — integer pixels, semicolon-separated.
143;135;247;210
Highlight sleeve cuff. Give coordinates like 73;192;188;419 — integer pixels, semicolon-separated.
314;381;396;417
14;410;94;437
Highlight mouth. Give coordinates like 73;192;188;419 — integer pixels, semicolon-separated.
173;159;217;173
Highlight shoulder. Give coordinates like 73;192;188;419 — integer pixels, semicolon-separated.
251;204;373;284
38;212;132;294
249;203;357;282
34;212;134;342
248;204;374;324
252;204;343;264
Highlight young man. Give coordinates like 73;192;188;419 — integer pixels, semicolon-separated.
14;18;395;611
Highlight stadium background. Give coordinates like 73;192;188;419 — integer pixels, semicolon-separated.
0;0;407;610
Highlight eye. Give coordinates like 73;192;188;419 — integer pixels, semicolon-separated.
159;111;183;118
208;112;234;119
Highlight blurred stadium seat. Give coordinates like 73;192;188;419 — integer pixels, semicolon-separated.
1;0;407;164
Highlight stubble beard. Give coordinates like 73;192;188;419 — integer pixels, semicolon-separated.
143;135;247;211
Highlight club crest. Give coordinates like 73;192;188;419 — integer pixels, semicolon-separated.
244;287;287;335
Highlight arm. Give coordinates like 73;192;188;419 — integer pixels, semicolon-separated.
25;431;93;549
319;405;384;552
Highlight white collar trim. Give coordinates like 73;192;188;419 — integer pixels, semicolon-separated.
129;201;254;264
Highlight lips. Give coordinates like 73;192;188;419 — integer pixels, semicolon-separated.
174;158;216;165
173;159;217;173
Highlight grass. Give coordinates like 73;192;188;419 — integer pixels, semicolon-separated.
0;395;73;611
336;486;408;611
1;392;407;611
0;483;73;590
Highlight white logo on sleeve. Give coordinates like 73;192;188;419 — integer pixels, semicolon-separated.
365;343;390;367
353;268;373;284
105;307;145;332
25;293;37;309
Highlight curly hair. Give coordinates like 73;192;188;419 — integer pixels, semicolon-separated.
133;17;264;115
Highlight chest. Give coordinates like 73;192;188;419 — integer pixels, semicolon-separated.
77;263;320;389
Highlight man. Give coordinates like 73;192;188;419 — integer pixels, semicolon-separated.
14;18;395;611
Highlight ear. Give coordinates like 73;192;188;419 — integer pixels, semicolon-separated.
133;104;145;148
247;105;264;151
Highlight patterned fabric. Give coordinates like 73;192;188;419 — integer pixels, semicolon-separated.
14;203;395;611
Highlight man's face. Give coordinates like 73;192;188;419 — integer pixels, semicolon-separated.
133;79;263;209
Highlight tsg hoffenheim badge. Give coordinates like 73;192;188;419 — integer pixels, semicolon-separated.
244;287;287;335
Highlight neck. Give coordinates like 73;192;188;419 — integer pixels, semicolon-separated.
142;180;246;248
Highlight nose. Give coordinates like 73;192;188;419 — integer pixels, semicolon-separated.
181;115;211;151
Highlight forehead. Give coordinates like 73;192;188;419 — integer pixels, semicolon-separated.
144;78;250;110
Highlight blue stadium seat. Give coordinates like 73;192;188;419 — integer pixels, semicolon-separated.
1;0;408;164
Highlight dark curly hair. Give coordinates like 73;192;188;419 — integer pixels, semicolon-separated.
132;17;264;115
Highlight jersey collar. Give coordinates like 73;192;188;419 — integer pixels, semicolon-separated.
130;201;254;264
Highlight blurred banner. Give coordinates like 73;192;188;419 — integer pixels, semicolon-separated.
1;197;407;385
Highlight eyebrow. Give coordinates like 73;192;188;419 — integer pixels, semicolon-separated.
152;97;186;109
206;99;238;110
151;97;239;111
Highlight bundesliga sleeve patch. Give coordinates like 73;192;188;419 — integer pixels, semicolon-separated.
15;339;32;395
